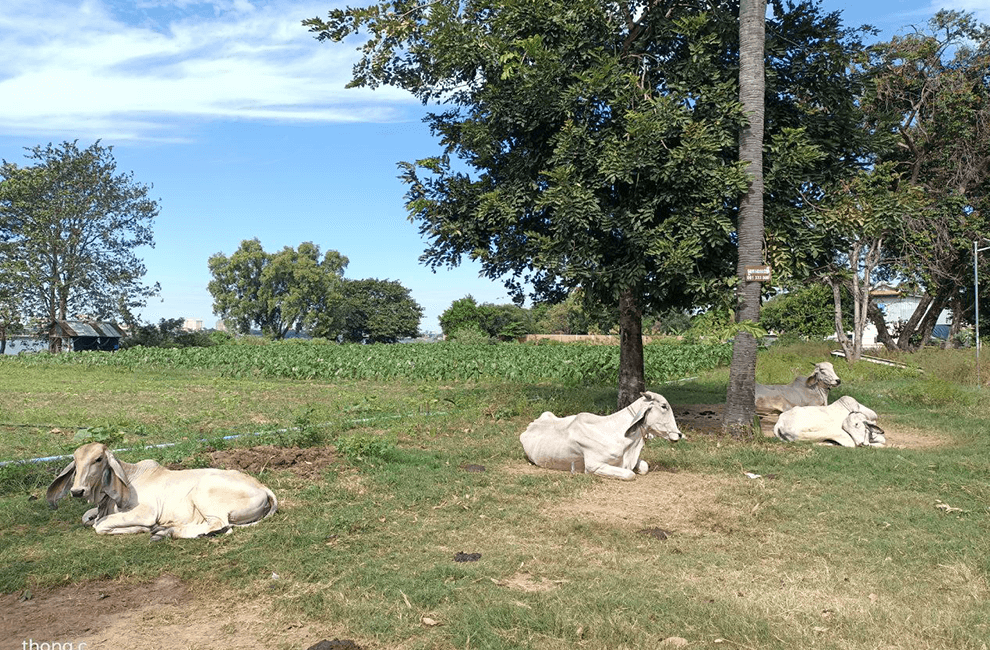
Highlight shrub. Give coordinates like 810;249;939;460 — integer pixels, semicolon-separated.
335;433;396;463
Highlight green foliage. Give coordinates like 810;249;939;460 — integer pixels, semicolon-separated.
208;239;349;339
684;308;734;342
890;377;974;409
851;11;990;343
532;289;618;335
122;318;217;349
446;324;491;345
329;278;423;343
440;296;535;340
3;338;733;385
334;432;396;463
439;296;481;338
0;141;159;326
266;406;328;448
72;426;125;446
760;285;852;339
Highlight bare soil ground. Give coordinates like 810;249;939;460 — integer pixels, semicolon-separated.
0;574;343;650
2;407;943;649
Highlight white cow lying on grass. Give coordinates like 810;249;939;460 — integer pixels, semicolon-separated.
774;396;886;447
520;391;683;480
755;362;842;414
47;442;278;540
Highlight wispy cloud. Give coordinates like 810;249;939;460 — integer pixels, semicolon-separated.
0;0;420;141
914;0;990;25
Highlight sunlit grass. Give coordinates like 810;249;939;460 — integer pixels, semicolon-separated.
1;342;988;648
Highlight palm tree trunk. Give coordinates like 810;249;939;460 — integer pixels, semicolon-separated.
724;0;767;434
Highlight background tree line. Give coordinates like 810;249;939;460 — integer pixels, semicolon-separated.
208;239;423;344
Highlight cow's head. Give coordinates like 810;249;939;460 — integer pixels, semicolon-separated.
841;412;886;447
631;391;683;442
809;362;841;388
46;442;132;510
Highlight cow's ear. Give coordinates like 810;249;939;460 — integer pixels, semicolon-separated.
626;406;651;438
103;453;132;507
46;460;76;509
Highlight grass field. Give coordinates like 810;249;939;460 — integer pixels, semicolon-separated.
0;340;988;649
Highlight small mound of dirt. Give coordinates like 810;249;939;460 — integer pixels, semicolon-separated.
638;527;671;540
454;552;482;562
460;463;486;473
208;445;340;479
308;639;362;650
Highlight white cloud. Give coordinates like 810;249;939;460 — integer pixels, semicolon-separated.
0;0;421;141
924;0;990;23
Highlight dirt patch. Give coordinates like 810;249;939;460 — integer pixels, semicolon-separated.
883;426;944;449
549;470;742;537
494;572;561;592
206;444;341;479
0;576;349;650
0;575;189;648
673;403;777;437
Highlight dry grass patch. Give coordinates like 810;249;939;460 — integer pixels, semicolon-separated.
544;468;743;537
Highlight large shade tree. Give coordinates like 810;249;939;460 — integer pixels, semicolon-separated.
857;11;990;350
0;141;159;351
308;0;871;408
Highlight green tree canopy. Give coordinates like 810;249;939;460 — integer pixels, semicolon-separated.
308;0;871;406
0;141;159;350
760;284;851;339
330;278;423;343
438;295;482;339
856;11;990;348
208;239;348;339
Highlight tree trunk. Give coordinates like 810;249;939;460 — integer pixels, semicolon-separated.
830;278;856;361
898;288;949;351
913;290;947;351
894;293;933;351
724;0;766;434
617;289;645;409
867;301;897;350
942;296;963;349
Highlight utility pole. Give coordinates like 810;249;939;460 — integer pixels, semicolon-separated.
974;240;990;386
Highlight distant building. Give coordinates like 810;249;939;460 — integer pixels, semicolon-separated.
861;284;952;348
183;318;204;332
43;320;126;352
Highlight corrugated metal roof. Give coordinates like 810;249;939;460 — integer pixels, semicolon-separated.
49;320;126;338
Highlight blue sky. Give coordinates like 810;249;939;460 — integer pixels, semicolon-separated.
2;0;988;333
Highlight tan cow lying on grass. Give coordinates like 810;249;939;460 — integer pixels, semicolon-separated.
47;442;278;540
755;361;842;414
774;396;886;447
520;391;683;480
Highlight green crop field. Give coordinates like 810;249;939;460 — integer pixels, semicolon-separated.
0;339;987;650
